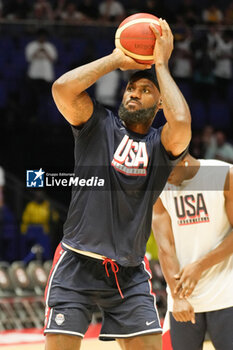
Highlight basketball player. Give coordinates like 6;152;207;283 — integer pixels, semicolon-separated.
153;153;233;350
44;19;191;350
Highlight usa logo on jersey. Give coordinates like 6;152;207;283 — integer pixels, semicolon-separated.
112;135;148;176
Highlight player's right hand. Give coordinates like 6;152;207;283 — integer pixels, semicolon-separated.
174;261;202;298
172;298;195;324
113;48;152;71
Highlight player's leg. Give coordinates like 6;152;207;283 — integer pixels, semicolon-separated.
117;333;162;350
99;259;162;347
45;334;81;350
169;312;206;350
206;306;233;350
44;245;94;348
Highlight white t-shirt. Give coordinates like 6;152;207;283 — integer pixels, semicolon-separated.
99;1;124;17
0;166;5;186
160;159;233;312
25;40;57;82
214;36;233;79
95;70;120;107
172;39;193;78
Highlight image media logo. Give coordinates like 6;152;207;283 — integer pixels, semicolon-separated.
26;169;45;188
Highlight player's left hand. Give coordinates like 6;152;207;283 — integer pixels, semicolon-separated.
173;262;203;298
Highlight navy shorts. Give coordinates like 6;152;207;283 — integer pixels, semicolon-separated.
44;243;162;340
170;306;233;350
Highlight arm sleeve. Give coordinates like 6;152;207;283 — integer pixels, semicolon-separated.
70;99;108;139
158;126;189;166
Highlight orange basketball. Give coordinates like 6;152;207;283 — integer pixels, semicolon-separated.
115;13;162;64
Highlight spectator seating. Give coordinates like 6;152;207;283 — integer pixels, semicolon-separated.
43;260;52;276
0;260;50;330
190;100;207;130
20;225;52;261
27;261;48;296
209;101;231;129
0;223;19;262
0;205;19;262
0;262;14;297
0;29;232;135
0;81;8;109
8;261;35;296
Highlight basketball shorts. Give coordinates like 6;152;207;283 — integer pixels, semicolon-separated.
170;306;233;350
44;243;162;340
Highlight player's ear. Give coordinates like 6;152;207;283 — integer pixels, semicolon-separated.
158;98;163;109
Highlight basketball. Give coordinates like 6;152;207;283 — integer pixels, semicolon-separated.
115;13;162;64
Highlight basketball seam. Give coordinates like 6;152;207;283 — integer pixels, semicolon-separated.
115;18;160;38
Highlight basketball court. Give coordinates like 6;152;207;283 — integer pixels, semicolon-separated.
0;328;215;350
0;339;215;350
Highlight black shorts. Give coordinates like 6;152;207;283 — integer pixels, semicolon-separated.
170;307;233;350
44;243;162;340
44;244;162;340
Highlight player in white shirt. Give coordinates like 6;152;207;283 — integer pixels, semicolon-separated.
152;152;233;350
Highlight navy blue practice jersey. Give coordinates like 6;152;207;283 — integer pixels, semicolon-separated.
62;100;182;266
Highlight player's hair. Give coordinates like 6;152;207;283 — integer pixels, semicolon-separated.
128;70;160;92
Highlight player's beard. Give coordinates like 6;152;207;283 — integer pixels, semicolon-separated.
118;103;158;125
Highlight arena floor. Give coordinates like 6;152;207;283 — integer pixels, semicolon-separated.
1;339;215;350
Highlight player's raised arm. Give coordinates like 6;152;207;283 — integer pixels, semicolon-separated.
52;49;151;126
150;19;191;157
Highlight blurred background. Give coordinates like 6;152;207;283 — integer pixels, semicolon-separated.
0;0;232;331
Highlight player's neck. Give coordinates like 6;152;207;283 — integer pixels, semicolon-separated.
124;121;151;135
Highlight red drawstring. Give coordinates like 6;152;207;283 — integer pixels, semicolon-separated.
102;258;124;299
